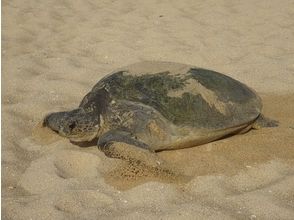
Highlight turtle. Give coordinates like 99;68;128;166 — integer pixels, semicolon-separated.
43;61;278;164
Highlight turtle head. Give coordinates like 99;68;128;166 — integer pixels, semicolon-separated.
43;108;102;142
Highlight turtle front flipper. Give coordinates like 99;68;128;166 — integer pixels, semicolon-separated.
98;130;192;185
97;130;164;168
97;130;150;152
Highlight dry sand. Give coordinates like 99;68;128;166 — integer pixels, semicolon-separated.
2;0;294;219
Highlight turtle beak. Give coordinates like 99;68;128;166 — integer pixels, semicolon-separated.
43;112;65;133
42;114;50;127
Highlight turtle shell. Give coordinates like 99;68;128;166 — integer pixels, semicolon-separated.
88;61;261;130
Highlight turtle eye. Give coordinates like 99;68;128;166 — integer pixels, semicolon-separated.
69;121;76;130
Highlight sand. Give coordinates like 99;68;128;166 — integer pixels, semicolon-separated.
2;0;294;219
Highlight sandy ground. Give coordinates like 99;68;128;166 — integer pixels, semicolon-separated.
2;0;294;219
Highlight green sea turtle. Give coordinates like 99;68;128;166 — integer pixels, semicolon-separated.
43;61;278;163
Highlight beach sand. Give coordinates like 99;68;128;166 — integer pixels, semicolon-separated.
2;0;294;219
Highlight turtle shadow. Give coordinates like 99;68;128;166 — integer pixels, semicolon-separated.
70;138;98;148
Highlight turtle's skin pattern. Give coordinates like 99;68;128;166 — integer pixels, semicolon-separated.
44;61;272;156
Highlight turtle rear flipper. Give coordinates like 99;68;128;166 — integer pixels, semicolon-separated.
253;114;279;129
